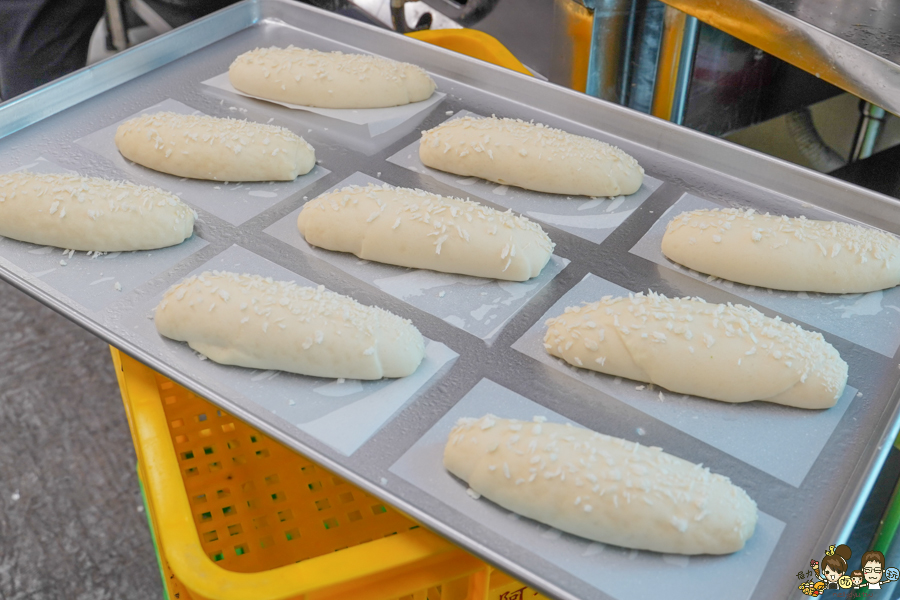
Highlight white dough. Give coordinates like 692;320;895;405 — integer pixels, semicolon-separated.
445;415;758;555
661;207;900;293
0;171;195;251
229;46;436;109
297;183;554;281
155;271;425;379
115;112;315;181
544;292;847;409
419;115;644;197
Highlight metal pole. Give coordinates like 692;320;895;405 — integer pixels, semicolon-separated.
615;0;639;105
105;0;129;52
850;100;887;163
650;5;699;125
584;0;634;103
670;12;698;125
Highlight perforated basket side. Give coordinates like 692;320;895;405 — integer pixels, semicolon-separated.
155;373;422;572
111;348;490;600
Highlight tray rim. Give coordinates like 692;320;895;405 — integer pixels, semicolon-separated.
1;1;899;598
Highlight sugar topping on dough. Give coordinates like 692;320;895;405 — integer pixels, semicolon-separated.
309;183;554;260
422;115;642;173
445;415;758;554
156;270;425;379
118;112;311;158
0;171;196;251
545;291;847;400
0;171;193;220
232;46;429;85
116;111;315;181
229;46;435;108
667;207;899;267
158;270;416;345
449;415;754;523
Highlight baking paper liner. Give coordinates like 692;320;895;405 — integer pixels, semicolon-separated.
390;378;784;600
0;157;207;311
76;98;330;226
510;272;857;487
386;110;663;245
202;71;446;137
264;171;569;342
122;244;458;456
629;192;900;358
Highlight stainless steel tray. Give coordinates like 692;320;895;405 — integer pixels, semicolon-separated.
2;2;900;598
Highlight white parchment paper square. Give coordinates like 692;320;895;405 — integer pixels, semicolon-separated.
630;193;900;358
390;378;784;600
202;72;446;137
75;98;330;226
0;157;207;311
264;171;569;342
386;110;662;245
511;273;857;487
123;244;457;455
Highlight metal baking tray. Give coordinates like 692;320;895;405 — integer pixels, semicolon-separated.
2;1;900;598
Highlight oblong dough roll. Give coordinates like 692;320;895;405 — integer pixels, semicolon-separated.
661;207;900;293
155;271;425;379
419;115;644;197
445;415;758;555
297;183;554;281
544;292;847;408
229;46;436;109
0;171;195;251
115;112;315;181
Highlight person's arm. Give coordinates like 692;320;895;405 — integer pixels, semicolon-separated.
810;560;825;581
0;0;106;100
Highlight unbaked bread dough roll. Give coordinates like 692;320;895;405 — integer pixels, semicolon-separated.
445;415;757;555
229;46;436;109
0;171;195;251
661;207;900;293
115;112;315;181
297;183;554;281
544;292;847;409
155;271;425;379
419;115;644;197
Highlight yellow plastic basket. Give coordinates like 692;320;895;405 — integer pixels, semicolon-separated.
111;348;545;600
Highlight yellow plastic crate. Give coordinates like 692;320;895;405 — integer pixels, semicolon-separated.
111;348;546;600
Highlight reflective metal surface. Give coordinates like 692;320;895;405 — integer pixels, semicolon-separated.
3;2;900;598
549;0;593;91
851;100;888;162
658;0;900;115
583;0;635;103
550;0;841;134
651;5;698;124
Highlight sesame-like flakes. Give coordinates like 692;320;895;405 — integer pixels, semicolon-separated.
119;112;310;151
233;46;425;82
452;415;749;513
423;115;642;170
311;183;554;252
162;271;415;337
668;208;899;262
547;291;845;395
0;171;195;220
